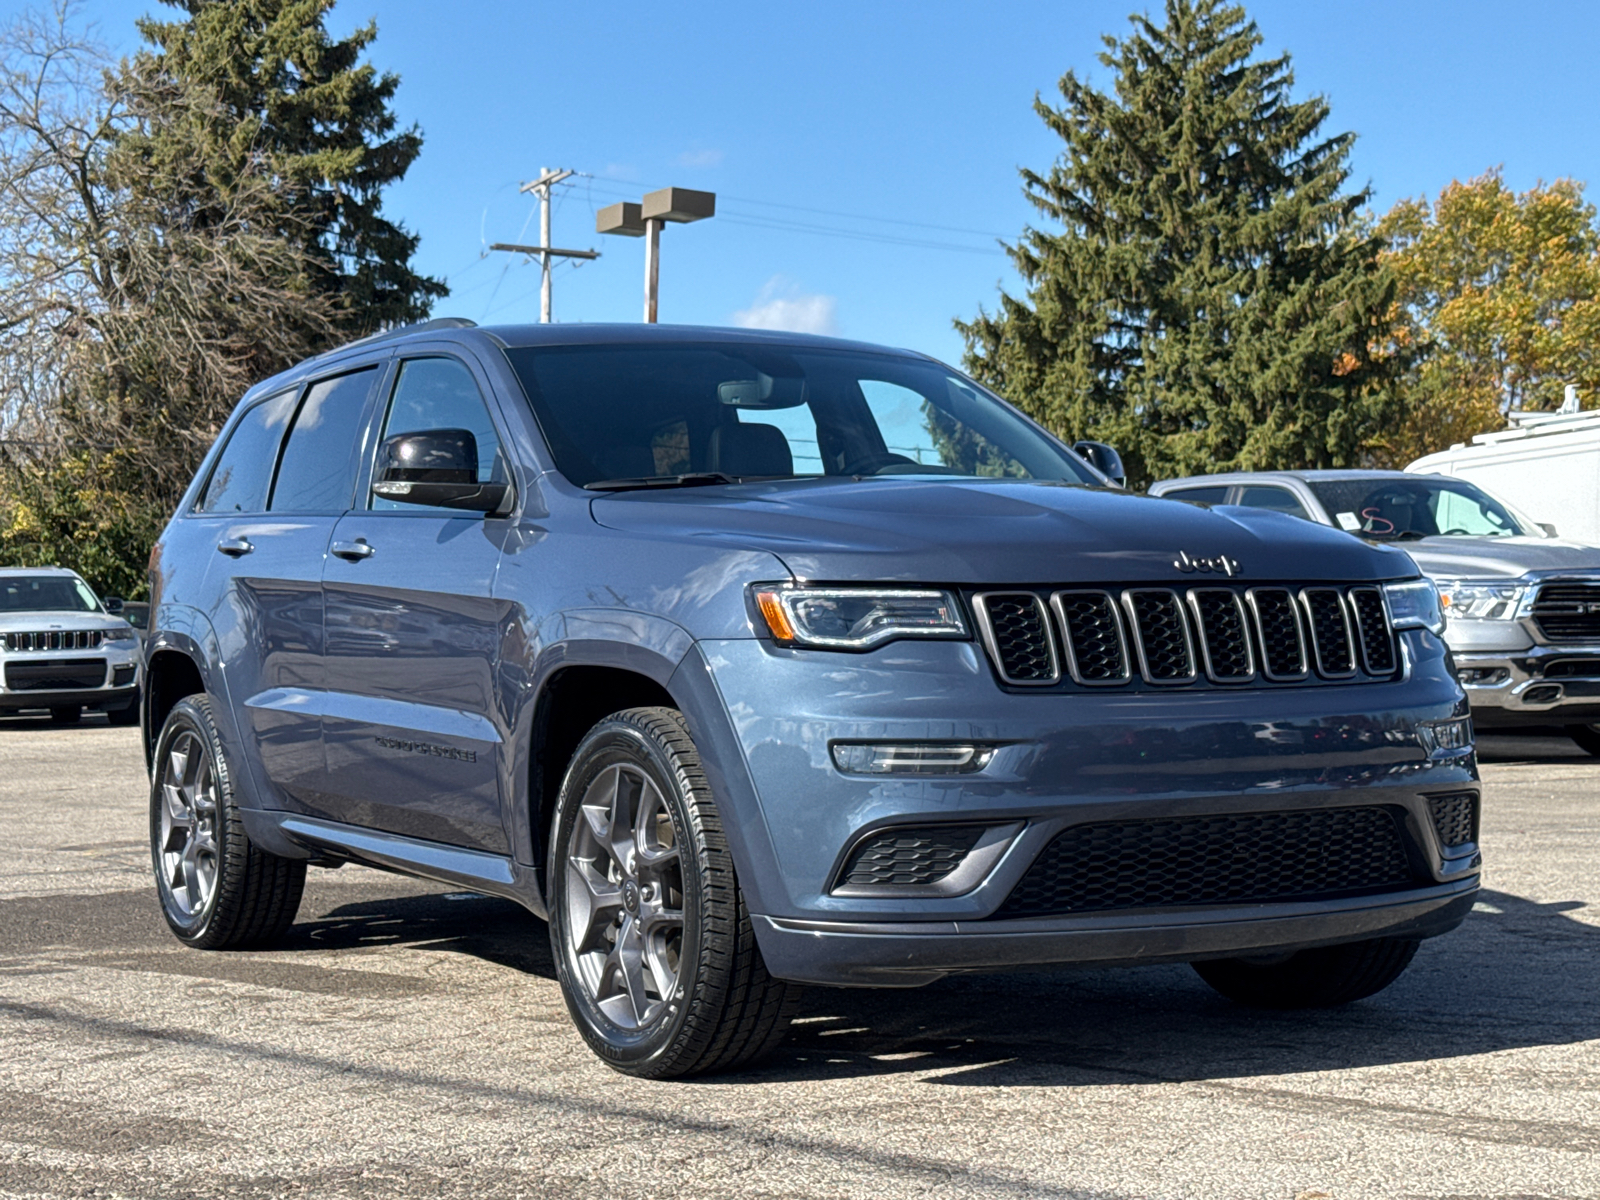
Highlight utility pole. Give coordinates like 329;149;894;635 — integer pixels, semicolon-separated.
486;168;599;322
597;187;716;323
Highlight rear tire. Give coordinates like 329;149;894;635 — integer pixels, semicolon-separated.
1193;937;1420;1009
549;706;800;1078
49;706;80;725
1566;724;1600;756
150;694;305;949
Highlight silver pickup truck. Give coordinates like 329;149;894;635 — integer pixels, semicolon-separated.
1151;469;1600;754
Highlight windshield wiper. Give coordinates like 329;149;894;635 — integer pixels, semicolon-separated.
585;472;741;492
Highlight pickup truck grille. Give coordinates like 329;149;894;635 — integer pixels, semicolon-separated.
4;629;103;652
996;806;1418;917
972;583;1398;690
1532;582;1600;642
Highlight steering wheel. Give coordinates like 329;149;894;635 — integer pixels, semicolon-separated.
839;451;917;476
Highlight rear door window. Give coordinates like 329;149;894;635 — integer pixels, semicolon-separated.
195;389;297;513
1236;485;1313;521
269;367;379;513
1161;486;1231;505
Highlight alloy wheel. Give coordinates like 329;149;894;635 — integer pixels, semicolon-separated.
563;762;685;1030
156;730;220;922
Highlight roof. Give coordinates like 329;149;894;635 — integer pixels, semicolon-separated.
0;566;81;578
1152;469;1418;489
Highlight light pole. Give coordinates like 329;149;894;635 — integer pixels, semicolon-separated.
596;187;715;323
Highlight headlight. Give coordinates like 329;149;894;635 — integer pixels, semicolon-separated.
103;634;139;649
1435;580;1530;621
753;586;968;649
1384;578;1446;636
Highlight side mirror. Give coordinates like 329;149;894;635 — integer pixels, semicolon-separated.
1540;523;1559;537
1073;440;1126;488
372;429;510;513
103;595;124;614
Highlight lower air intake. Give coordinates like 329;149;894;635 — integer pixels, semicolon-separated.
1426;792;1478;849
996;806;1416;917
837;826;985;888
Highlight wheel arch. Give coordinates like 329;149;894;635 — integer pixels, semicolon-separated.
141;611;224;774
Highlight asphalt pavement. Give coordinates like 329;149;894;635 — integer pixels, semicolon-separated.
1;713;1596;1199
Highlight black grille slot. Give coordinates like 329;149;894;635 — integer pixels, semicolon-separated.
3;658;107;691
997;807;1417;917
1125;589;1195;682
1249;588;1308;679
1302;589;1355;677
111;665;138;687
1347;587;1397;676
1427;792;1478;849
1189;589;1254;682
837;826;985;888
1544;658;1600;678
1052;591;1130;684
1532;583;1600;642
976;593;1058;684
4;629;102;652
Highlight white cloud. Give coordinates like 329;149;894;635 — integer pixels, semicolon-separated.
732;277;839;336
675;147;724;169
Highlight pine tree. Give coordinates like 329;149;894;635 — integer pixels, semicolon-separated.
957;0;1397;488
115;0;445;337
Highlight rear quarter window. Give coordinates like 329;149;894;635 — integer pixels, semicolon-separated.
1161;486;1231;504
194;389;297;514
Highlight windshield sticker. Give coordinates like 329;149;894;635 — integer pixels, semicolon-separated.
1336;511;1362;531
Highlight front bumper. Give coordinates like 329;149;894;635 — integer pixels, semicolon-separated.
0;685;138;712
0;650;141;712
1453;645;1600;725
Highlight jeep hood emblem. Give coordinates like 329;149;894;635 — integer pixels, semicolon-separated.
1174;550;1240;577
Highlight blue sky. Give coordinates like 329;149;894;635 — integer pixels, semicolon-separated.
69;0;1600;365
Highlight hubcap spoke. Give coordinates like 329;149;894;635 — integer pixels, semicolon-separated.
156;731;220;921
565;857;624;954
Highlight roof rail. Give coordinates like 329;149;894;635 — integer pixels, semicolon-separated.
337;316;478;354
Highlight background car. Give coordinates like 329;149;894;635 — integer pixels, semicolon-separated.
1150;469;1600;754
0;567;142;725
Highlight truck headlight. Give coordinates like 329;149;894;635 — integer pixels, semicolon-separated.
1384;578;1446;635
1435;581;1529;622
753;586;968;649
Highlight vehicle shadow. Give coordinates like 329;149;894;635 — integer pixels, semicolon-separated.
738;887;1598;1086
1475;727;1592;765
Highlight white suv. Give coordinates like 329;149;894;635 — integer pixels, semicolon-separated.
0;568;142;724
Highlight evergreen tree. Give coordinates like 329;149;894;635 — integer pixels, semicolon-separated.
116;0;445;337
957;0;1397;488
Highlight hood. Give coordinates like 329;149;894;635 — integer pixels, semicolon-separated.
591;479;1414;585
0;610;133;635
1398;535;1600;582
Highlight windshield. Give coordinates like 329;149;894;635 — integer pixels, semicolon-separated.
0;575;102;613
501;343;1099;488
1305;476;1527;540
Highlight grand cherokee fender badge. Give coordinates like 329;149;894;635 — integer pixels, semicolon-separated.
1174;550;1240;577
374;735;477;763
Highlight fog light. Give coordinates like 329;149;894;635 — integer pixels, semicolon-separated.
1458;667;1510;686
830;743;995;775
1419;717;1474;754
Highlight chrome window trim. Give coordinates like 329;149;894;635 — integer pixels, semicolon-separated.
1186;587;1256;684
972;592;1062;686
1121;588;1198;685
1049;589;1132;686
1245;587;1311;682
1299;587;1358;679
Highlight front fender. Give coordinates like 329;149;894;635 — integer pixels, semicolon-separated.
142;605;233;774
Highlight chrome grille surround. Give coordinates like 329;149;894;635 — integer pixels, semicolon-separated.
972;583;1400;691
1187;588;1255;683
1050;590;1132;685
971;592;1060;686
1531;581;1600;642
1122;589;1198;684
1300;587;1357;679
1246;587;1310;681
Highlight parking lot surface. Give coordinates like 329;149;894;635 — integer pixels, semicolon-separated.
1;715;1596;1200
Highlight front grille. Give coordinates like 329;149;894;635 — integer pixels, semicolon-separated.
974;593;1058;684
996;806;1417;917
971;582;1398;691
1427;792;1478;849
837;826;985;888
1532;583;1600;642
1347;587;1397;675
4;630;103;652
3;658;107;691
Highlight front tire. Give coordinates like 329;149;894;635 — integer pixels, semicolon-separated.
1566;724;1600;756
150;694;305;949
1193;937;1420;1009
107;693;141;726
49;705;80;725
549;707;799;1078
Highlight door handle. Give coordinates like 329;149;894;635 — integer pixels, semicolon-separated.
217;538;254;557
330;539;375;562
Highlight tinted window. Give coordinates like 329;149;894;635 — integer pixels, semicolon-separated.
195;390;297;513
269;368;377;512
1237;485;1312;520
1162;486;1230;504
0;575;100;613
1304;477;1526;539
501;344;1097;487
372;358;504;513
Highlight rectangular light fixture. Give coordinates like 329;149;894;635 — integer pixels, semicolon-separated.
830;743;995;776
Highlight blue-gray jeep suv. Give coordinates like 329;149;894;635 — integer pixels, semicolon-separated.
143;320;1479;1077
